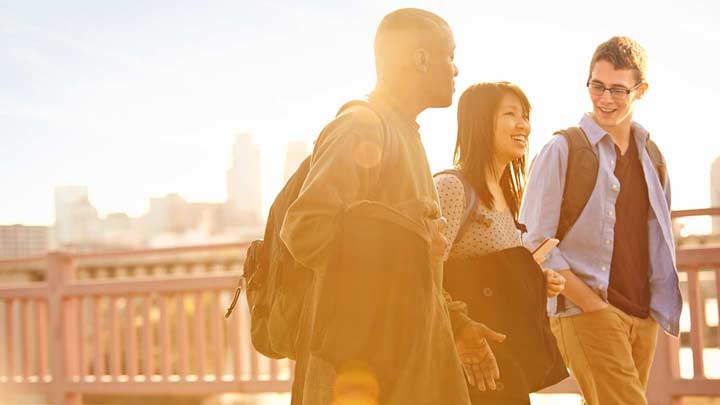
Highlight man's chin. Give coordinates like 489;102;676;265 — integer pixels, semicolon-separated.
593;113;621;128
430;98;453;108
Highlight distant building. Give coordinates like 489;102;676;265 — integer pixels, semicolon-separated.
53;186;102;246
712;156;720;234
145;201;230;247
143;194;227;241
284;140;309;182
146;193;194;235
104;212;133;235
100;212;144;249
54;186;87;243
0;225;50;259
226;133;262;225
188;202;225;235
46;134;266;251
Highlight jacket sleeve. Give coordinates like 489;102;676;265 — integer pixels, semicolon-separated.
279;108;384;272
519;135;571;271
444;289;472;339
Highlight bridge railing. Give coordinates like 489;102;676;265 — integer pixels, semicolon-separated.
0;243;292;405
2;209;720;404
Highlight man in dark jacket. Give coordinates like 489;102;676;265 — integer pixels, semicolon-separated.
280;8;503;405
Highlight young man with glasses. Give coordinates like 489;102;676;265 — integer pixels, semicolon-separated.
519;36;682;404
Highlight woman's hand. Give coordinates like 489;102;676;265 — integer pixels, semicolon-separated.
543;268;565;297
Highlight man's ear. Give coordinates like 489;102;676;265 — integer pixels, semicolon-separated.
413;48;429;73
636;82;649;100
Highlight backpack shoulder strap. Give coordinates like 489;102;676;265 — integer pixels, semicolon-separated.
433;169;478;243
554;126;598;241
553;126;598;314
644;137;667;189
335;100;396;198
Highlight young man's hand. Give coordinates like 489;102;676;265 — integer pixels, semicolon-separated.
456;321;506;391
556;269;609;313
543;268;566;297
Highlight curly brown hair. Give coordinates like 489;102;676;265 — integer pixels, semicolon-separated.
589;36;648;83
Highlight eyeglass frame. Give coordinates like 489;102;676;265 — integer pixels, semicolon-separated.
586;80;643;100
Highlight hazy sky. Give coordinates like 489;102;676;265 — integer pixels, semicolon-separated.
2;0;719;229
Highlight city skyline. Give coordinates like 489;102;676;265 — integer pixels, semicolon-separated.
0;133;308;227
2;1;719;231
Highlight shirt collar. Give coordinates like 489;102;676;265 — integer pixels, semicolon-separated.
630;121;651;147
579;113;650;146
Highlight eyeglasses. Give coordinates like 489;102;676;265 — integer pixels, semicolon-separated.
586;81;642;101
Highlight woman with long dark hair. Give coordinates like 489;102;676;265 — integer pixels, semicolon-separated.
435;82;567;404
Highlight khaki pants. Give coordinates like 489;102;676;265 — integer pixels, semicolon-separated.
550;305;659;405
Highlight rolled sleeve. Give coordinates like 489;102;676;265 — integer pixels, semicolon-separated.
543;247;570;272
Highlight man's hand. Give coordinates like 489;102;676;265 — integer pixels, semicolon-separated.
556;269;609;313
543;268;566;297
456;321;506;391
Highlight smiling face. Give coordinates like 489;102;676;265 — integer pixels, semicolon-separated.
493;93;530;166
588;59;647;133
453;82;530;218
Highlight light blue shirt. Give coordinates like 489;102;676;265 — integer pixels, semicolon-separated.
520;113;682;336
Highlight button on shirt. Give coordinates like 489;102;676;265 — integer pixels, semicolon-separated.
519;114;683;336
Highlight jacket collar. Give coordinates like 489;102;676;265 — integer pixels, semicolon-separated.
369;91;421;132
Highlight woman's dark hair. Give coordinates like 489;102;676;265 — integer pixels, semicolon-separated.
453;81;530;220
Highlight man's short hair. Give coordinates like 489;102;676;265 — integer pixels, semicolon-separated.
589;36;648;83
374;8;450;75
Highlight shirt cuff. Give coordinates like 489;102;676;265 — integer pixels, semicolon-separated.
544;248;570;271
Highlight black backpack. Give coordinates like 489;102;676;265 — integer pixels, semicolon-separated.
224;100;393;359
553;126;666;311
